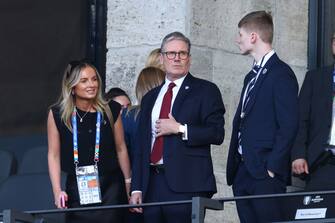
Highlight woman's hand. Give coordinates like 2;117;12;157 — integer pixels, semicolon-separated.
55;191;68;209
125;179;131;200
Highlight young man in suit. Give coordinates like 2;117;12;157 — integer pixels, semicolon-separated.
226;11;299;222
291;32;335;190
129;31;225;223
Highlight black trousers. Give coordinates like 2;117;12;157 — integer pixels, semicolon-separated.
306;163;335;191
65;170;127;223
143;167;210;223
232;162;286;223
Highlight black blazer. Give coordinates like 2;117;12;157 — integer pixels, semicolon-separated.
226;53;299;185
131;73;225;198
291;66;334;166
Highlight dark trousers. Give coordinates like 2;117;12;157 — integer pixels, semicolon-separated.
232;162;286;223
306;163;335;191
143;167;210;223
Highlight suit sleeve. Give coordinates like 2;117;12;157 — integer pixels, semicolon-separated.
187;83;225;146
291;71;313;161
267;69;299;174
131;110;143;192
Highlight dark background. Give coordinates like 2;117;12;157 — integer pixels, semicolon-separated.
0;0;88;135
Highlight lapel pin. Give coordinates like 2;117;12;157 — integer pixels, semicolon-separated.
262;68;268;74
185;86;189;90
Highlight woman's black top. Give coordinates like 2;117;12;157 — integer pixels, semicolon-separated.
51;101;121;176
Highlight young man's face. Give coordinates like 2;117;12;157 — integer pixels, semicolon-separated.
235;27;253;55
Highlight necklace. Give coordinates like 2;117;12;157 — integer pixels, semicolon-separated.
76;108;90;122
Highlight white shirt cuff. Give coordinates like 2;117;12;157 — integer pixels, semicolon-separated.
131;190;142;195
179;124;188;140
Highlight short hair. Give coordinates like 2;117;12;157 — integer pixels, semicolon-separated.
160;31;191;52
105;87;130;101
238;11;273;44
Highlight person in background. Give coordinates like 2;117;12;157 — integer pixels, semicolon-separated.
122;66;165;223
130;31;225;223
48;60;131;223
105;87;132;110
122;66;165;163
291;32;335;190
145;48;165;71
226;11;298;222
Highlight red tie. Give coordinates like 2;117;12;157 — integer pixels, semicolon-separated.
150;82;176;164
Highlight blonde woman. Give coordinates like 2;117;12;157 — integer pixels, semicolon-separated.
122;67;165;162
47;60;131;223
145;48;165;71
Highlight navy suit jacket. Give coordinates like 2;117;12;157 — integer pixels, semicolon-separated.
291;66;334;166
226;53;299;185
122;108;140;164
132;73;225;198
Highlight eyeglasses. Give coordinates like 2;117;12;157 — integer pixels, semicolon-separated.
162;51;190;60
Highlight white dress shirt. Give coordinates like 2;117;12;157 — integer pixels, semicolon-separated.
150;75;187;164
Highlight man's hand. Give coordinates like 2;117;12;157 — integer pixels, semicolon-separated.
155;113;180;137
129;192;143;213
292;158;309;175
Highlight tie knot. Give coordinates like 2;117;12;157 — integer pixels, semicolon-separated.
168;82;176;90
252;64;261;74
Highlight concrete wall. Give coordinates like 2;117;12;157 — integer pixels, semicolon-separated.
106;0;309;222
106;0;191;103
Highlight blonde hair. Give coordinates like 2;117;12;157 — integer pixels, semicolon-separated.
128;67;165;118
56;61;113;131
145;48;165;71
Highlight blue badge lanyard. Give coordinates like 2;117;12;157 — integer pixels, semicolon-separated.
72;108;101;167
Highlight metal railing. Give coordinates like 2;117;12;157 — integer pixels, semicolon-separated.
2;190;335;223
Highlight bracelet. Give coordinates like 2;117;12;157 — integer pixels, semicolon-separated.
125;178;132;184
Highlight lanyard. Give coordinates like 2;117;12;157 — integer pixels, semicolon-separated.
72;108;101;166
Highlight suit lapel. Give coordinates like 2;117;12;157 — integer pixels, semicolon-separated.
324;66;333;123
243;53;279;116
147;86;162;112
142;85;163;150
171;73;193;116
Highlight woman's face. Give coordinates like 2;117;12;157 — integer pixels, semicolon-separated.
73;66;99;100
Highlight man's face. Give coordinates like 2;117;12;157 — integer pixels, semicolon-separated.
235;27;253;55
160;40;191;81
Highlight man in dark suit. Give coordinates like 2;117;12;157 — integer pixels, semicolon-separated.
129;31;225;223
226;11;299;222
291;32;335;190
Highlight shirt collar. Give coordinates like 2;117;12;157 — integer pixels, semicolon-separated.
164;73;187;88
255;49;275;67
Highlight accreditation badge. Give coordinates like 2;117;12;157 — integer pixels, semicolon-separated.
76;165;102;205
